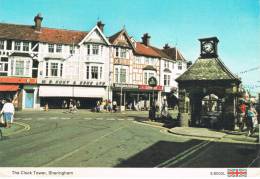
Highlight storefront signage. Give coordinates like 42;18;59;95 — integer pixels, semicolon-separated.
0;77;37;84
148;77;157;87
113;83;139;89
139;85;163;91
38;79;106;86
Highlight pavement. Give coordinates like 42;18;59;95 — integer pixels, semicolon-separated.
142;120;260;143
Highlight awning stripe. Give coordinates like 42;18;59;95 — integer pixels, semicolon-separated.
0;85;19;91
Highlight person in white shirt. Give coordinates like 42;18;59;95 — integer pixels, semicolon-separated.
0;98;15;128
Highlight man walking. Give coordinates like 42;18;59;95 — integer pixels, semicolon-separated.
0;98;15;128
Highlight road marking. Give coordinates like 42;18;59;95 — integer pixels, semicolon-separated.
96;118;103;120
127;118;134;121
118;118;124;120
107;118;115;120
5;122;31;136
155;140;212;167
22;118;32;121
37;118;46;120
41;126;126;167
84;117;92;120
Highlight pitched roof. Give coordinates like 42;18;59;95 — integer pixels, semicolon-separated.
108;29;135;49
150;46;172;59
162;47;186;61
176;58;241;82
0;23;88;45
135;42;161;58
143;65;157;71
108;29;124;44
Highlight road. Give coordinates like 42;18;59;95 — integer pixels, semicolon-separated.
0;110;259;167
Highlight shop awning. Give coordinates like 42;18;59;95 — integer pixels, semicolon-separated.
39;86;106;98
0;85;19;91
73;87;105;98
39;86;73;97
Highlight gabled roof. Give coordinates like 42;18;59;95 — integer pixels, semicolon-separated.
135;42;161;58
162;47;186;61
108;29;134;49
176;58;241;82
0;23;88;45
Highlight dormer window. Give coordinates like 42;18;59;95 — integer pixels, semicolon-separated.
14;41;21;51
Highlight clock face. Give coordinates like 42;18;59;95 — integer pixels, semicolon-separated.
203;42;213;53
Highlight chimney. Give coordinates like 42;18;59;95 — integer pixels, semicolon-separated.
142;33;151;46
97;21;105;32
34;13;43;31
163;43;170;49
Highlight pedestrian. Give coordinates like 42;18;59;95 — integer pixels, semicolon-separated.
246;104;258;136
63;100;67;109
96;100;101;112
161;96;168;118
237;99;246;131
0;98;15;128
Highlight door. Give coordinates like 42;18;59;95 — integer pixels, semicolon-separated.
25;91;34;108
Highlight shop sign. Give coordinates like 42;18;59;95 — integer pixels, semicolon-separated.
139;85;163;91
148;77;157;87
113;83;139;89
39;79;106;86
0;77;37;84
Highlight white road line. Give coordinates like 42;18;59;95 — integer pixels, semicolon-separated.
22;118;32;121
37;118;46;120
42;126;126;167
118;118;124;120
127;118;134;121
50;117;58;120
61;117;70;120
84;117;92;120
96;118;103;120
107;118;115;120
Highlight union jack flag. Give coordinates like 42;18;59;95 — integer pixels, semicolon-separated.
227;168;247;177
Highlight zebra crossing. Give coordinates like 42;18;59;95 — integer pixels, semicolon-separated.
14;116;135;121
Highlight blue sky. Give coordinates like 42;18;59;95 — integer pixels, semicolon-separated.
0;0;259;95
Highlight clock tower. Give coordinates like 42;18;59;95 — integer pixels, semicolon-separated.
199;37;219;58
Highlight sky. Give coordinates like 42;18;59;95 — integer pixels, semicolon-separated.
0;0;259;95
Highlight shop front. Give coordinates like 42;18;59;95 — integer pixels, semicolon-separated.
38;85;107;109
112;83;163;110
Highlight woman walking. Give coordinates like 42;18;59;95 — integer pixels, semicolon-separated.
0;98;15;128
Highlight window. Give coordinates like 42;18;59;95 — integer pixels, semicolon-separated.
56;44;62;53
0;40;4;50
144;72;148;84
178;62;182;70
91;66;98;79
115;47;119;57
172;63;175;69
101;45;103;54
145;58;149;64
120;48;126;58
86;66;89;79
164;75;170;86
10;59;31;76
164;61;169;69
60;63;63;77
70;45;75;54
0;57;8;76
50;63;58;76
23;42;29;51
45;61;63;77
120;68;126;83
115;68;119;83
48;44;54;53
100;66;102;79
92;44;99;55
14;41;21;51
87;44;91;55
